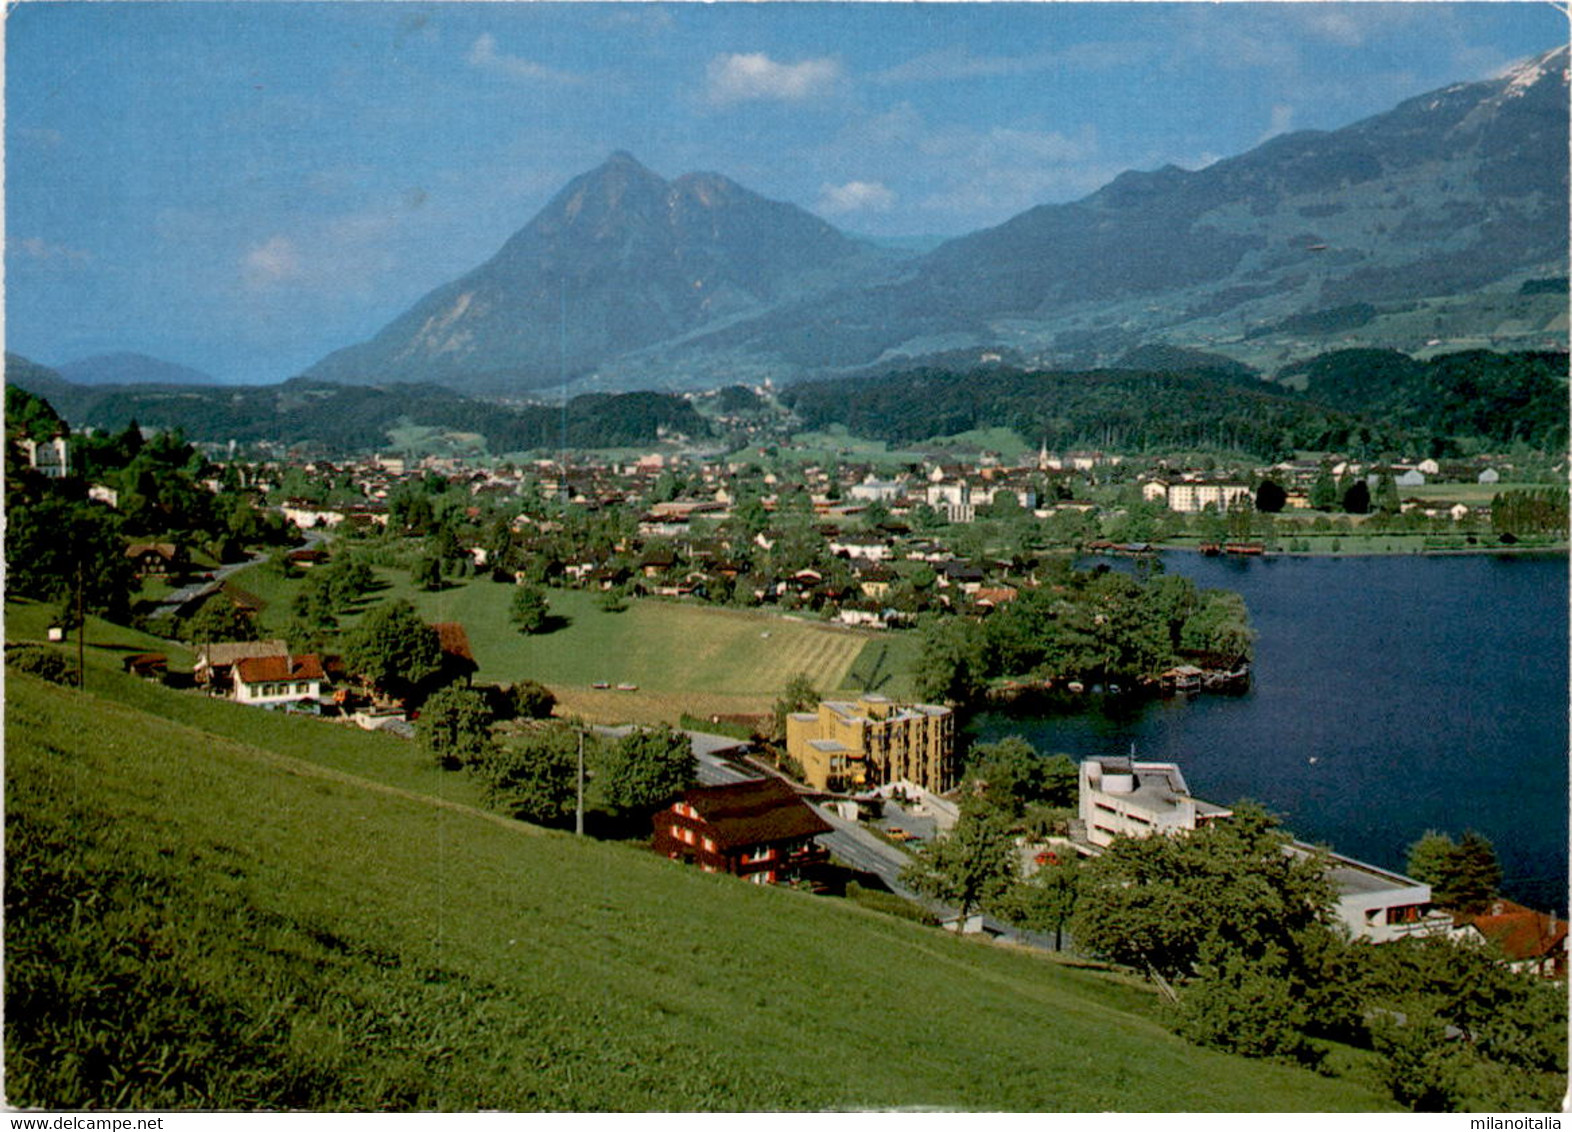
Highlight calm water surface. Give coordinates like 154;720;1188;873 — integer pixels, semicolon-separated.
971;553;1569;913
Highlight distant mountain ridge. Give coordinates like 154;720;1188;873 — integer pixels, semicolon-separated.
302;47;1569;392
56;352;217;387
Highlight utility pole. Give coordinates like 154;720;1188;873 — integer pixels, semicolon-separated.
575;728;585;837
76;560;85;691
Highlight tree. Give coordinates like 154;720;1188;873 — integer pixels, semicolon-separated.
901;805;1017;920
342;600;442;699
4;497;136;623
771;671;819;741
181;596;259;645
990;859;1079;949
419;685;495;770
913;616;987;705
510;584;550;634
506;679;557;720
411;555;443;592
595;725;696;813
1342;479;1371;515
1254;479;1287;514
963;736;1045;818
1071;803;1335;983
1310;465;1339;511
1374;473;1401;514
1173;949;1319;1066
1407;830;1501;913
475;725;583;825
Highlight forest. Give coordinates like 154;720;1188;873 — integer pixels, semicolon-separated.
783;348;1568;460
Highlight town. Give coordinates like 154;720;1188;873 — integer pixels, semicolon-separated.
5;377;1566;1112
6;2;1568;1115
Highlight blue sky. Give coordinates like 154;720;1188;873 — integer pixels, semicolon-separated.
6;1;1567;384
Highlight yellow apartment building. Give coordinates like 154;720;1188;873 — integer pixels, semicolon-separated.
786;694;956;794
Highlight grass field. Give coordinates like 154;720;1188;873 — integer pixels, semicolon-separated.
5;669;1396;1111
222;566;881;723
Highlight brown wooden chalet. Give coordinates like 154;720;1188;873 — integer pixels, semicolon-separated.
653;778;831;885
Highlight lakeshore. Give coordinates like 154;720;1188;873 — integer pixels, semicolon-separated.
975;550;1570;914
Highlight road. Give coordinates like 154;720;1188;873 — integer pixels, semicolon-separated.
151;531;325;619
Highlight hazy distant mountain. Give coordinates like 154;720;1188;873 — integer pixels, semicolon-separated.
56;352;217;386
306;48;1569;392
305;151;902;394
691;45;1569;374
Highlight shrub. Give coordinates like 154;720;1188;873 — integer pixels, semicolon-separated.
6;645;76;686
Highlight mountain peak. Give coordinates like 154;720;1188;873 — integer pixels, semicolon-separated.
1496;44;1570;97
602;149;654;173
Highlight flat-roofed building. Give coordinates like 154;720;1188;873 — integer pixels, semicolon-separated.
786;694;956;794
1147;479;1253;513
1079;757;1234;846
1309;845;1449;944
1080;756;1446;944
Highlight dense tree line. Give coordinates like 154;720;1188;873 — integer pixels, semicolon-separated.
1490;487;1568;536
5;361;711;456
783;364;1390;461
1280;348;1568;455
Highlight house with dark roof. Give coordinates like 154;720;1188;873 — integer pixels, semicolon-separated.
652;778;831;885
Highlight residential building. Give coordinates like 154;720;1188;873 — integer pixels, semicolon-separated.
233;653;327;706
125;542;182;577
195;640;290;689
1078;757;1234;847
786;694;956;793
1313;847;1449;944
652;778;831;884
1449;900;1568;979
926;480;975;523
21;435;70;479
1146;479;1254;513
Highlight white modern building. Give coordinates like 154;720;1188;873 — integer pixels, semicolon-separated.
1078;757;1234;846
1308;846;1450;944
1078;756;1446;943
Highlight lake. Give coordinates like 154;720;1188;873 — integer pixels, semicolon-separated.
970;552;1569;914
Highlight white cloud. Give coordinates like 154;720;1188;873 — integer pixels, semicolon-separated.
705;53;841;105
1259;104;1296;145
14;237;90;265
242;235;302;288
818;181;897;216
875;41;1152;86
467;33;582;85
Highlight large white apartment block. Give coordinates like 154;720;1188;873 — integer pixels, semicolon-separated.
1145;479;1253;513
925;480;975;523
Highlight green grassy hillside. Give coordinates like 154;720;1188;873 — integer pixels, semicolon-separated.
4;671;1394;1111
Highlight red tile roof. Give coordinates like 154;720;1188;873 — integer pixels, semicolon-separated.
677;778;831;850
1457;900;1568;963
235;654;326;684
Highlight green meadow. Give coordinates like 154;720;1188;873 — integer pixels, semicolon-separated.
4;664;1396;1111
229;565;880;721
